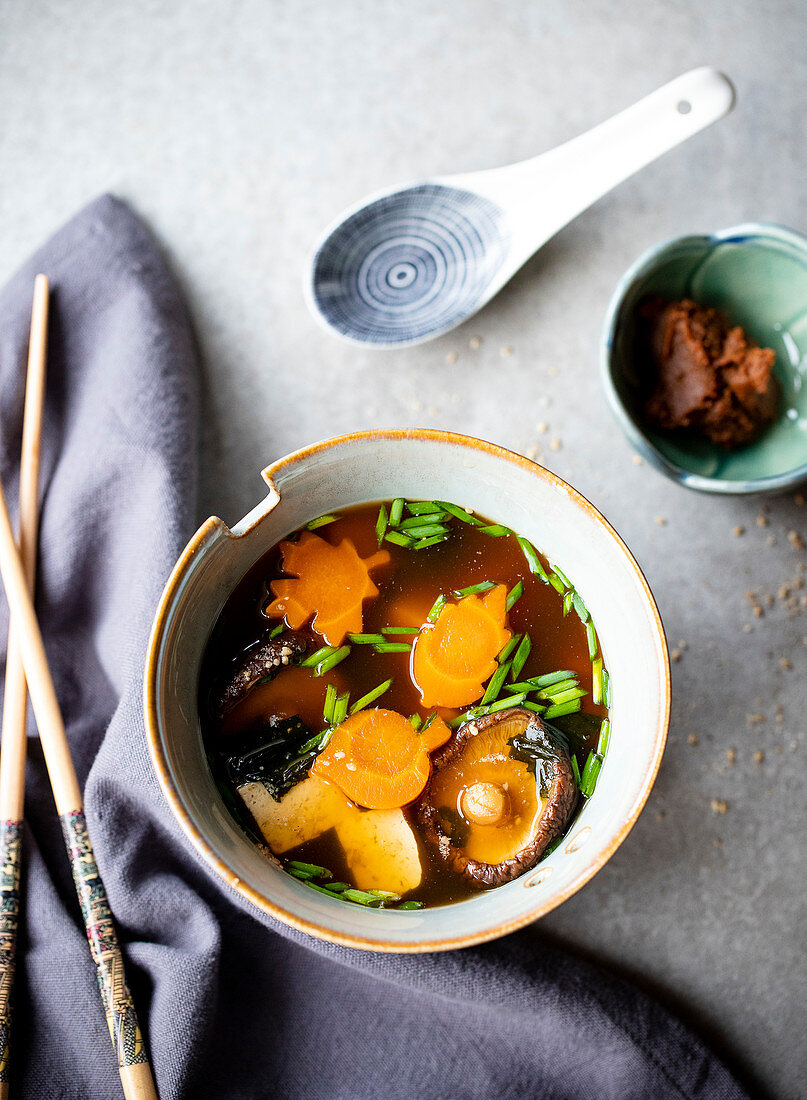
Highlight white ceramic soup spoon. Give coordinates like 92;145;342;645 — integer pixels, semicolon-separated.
306;67;735;349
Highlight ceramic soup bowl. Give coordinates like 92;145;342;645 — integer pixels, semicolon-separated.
145;430;670;952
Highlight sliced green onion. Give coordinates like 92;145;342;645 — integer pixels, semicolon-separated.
306;513;339;531
436;501;485;525
340;889;379;906
488;692;527;712
544;687;586;706
349;678;393;714
313;646;351;676
453;580;496;597
572;592;589;623
322;882;350;893
289;867;323;881
288;861;331;878
516;535;549;581
505;681;539;693
542;836;563;858
367;889;401;901
586;621;598;659
348;633;386;645
408;714;423;730
510;633;532;681
269;623;285;639
385;530;414;548
332;691;350;726
299;728;332;753
552;565;572;588
389;497;405;526
305;881;348;898
581;751;602;798
373;642;412;654
323;683;338;725
571;755;582;789
381;626;419;635
406;500;442;515
480;524;511;537
398;513;446;530
592;657;604;705
413;534;450;550
596;719;611;756
481;660;512;705
522;700;546;714
548;572;566;595
400;522;450;539
375;504;388;545
528;669;575;689
498;633;521;662
398;900;424;910
300;644;338;668
543;698;582;719
602;669;611;706
506;580;524;610
539;677;579;699
421;713;438;731
427;594;447;623
562;590;573;617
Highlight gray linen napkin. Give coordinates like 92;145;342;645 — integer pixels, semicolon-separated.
0;195;749;1099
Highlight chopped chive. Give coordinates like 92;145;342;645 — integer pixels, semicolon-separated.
306;513;339;530
505;681;539;693
510;634;532;681
427;594;447;623
332;691;350;725
322;882;350;893
602;669;611;706
300;645;337;668
288;861;331;878
498;633;521;662
506;580;524;610
544;687;586;706
453;580;496;597
348;633;386;645
375;504;388;545
572;592;589;623
413;534;450;550
543;699;582;719
522;700;546;714
304;881;346;897
539;677;579;699
571;755;582;788
381;626;420;635
313;646;351;676
340;889;379;906
367;889;401;901
581;751;602;798
406;500;442;514
488;692;527;712
289;867;322;881
408;714;423;730
548;572;566;595
516;535;549;581
592;657;604;705
542;836;563;858
390;497;405;526
269;623;285;639
398;512;446;530
385;530;414;548
349;678;393;714
481;660;512;705
398;900;424;910
421;712;437;731
400;522;450;539
480;524;511;537
562;590;573;617
528;669;576;689
586;621;598;659
597;719;611;756
299;728;332;753
436;501;485;525
323;683;338;725
552;565;572;588
373;642;412;654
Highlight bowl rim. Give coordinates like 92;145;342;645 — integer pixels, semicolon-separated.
144;428;671;952
600;221;807;496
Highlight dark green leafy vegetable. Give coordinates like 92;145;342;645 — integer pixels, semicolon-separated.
508;719;573;799
224;716;322;802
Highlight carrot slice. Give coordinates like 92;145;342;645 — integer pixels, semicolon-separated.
411;585;511;708
265;531;390;646
313;708;438;810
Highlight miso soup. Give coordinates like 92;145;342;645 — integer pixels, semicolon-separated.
200;499;610;910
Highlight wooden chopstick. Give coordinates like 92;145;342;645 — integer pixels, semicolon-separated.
0;275;49;1099
0;280;158;1100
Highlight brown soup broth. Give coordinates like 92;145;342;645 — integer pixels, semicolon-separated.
200;502;607;908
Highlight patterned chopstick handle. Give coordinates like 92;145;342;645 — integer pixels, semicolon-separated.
0;820;22;1084
60;811;148;1068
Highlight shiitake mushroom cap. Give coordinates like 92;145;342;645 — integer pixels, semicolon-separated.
416;707;578;887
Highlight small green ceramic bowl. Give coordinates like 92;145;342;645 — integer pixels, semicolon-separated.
601;223;807;495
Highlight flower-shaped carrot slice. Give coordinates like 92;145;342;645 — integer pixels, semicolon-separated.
411;585;511;708
265;531;390;646
312;708;451;810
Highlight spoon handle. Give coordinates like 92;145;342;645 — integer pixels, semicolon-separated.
480;67;735;256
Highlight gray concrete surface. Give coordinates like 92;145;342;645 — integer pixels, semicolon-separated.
1;2;805;1096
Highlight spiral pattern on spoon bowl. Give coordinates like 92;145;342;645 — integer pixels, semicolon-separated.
310;184;508;347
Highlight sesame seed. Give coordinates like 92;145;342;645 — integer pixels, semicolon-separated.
549;437;562;452
654;516;667;526
469;336;481;350
671;649;682;662
536;422;548;434
788;530;805;550
726;748;737;765
780;657;793;670
757;514;769;527
632;454;644;466
733;526;745;537
688;734;699;745
711;799;728;815
500;345;513;357
753;751;765;764
445;350;458;364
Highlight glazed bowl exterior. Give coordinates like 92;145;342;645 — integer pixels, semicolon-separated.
145;430;670;952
